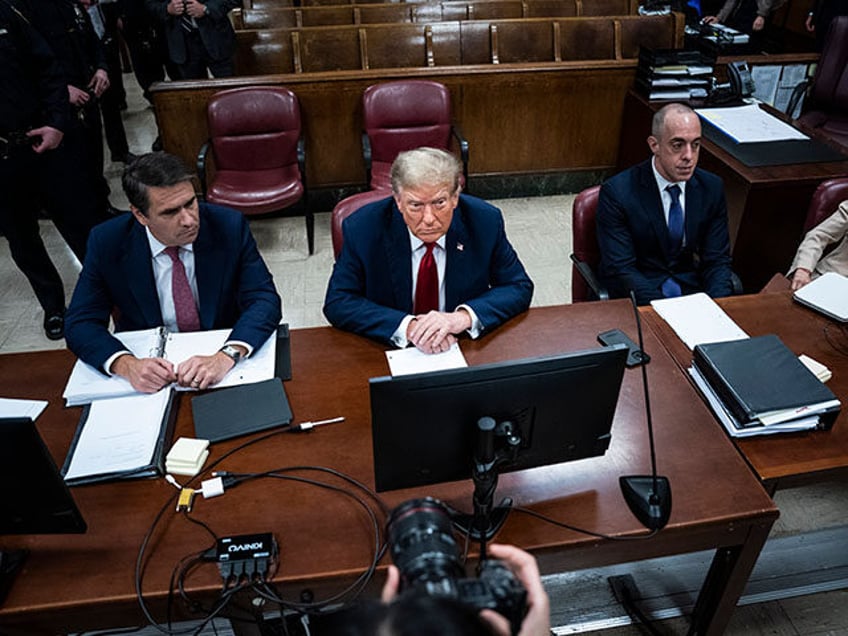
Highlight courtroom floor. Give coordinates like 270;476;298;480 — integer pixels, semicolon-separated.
2;75;847;636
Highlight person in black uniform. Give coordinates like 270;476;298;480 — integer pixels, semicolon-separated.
24;0;118;216
0;0;106;339
806;0;848;50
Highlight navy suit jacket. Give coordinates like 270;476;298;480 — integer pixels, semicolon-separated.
597;160;733;305
65;204;282;371
323;194;534;345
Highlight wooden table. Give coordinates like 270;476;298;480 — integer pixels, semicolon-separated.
617;90;848;293
643;290;848;493
0;302;777;635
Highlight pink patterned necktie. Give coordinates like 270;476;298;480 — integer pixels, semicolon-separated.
164;246;200;332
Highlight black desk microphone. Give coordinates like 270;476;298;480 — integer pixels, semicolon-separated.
619;292;672;530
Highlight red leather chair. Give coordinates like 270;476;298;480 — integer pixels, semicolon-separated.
331;189;392;260
794;16;848;150
362;80;469;191
803;177;848;233
569;185;609;302
197;87;313;254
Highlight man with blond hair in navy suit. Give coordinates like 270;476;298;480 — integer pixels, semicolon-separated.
597;103;734;305
324;147;533;354
65;152;281;393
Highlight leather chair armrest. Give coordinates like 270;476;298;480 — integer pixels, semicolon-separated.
196;140;210;200
361;132;373;186
570;253;609;301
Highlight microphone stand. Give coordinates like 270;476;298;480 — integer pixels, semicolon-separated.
619;292;672;530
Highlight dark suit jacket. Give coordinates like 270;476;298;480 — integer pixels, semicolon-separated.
323;194;534;345
146;0;237;64
597;160;733;305
65;204;282;371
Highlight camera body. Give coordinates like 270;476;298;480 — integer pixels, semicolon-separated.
387;497;527;634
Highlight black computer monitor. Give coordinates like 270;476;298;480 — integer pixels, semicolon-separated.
0;417;86;535
1;417;86;604
370;344;628;493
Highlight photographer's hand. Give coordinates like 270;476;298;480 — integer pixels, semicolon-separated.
479;544;550;636
380;565;401;602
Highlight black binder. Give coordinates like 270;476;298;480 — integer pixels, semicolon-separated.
62;389;178;486
693;335;840;429
191;378;293;443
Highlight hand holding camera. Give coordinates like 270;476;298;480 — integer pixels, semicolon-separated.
385;498;549;635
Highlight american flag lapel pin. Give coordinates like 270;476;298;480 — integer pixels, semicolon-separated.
456;242;464;252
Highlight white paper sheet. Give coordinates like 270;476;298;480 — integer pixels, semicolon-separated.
651;293;749;350
696;104;808;143
385;342;468;376
0;397;48;420
64;391;171;480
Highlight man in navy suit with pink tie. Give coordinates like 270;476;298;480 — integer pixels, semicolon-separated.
597;103;734;305
324;148;533;354
65;152;281;393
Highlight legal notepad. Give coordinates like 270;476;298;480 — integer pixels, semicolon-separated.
693;335;840;431
793;272;848;322
191;379;292;443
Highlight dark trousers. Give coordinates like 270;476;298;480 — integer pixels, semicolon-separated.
177;29;234;80
99;2;129;160
0;135;108;313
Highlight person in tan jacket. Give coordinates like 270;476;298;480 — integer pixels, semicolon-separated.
789;200;848;290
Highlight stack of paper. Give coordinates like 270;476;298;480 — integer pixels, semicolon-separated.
651;293;748;350
63;328;277;406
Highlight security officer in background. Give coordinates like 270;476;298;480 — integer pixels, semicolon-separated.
23;0;119;216
0;0;106;339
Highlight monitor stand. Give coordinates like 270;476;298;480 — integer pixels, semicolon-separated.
450;416;522;557
0;549;28;606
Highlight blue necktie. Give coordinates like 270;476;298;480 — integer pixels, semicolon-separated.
662;184;684;298
666;184;684;253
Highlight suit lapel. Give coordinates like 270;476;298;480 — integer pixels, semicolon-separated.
124;223;163;328
637;162;674;257
193;207;223;330
683;170;702;244
385;204;414;313
444;207;469;311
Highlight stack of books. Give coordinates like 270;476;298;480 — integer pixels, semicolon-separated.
636;47;715;101
690;335;840;438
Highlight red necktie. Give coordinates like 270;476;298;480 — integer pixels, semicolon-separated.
164;246;200;332
414;243;439;314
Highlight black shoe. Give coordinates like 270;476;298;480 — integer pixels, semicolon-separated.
44;310;65;341
151;136;163;152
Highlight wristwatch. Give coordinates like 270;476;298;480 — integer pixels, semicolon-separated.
219;345;242;365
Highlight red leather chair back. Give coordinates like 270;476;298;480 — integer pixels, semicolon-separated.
331;190;392;260
807;17;848;112
363;80;453;189
803;177;848;233
208;86;301;172
571;185;601;303
798;17;848;148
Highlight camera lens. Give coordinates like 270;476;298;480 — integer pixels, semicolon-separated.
387;497;465;590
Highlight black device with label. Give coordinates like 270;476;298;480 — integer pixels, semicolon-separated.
597;329;650;367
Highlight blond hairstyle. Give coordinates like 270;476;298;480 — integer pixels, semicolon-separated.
390;147;462;195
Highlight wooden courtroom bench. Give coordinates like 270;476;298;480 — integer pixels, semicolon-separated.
152;12;682;196
233;14;680;74
234;0;636;28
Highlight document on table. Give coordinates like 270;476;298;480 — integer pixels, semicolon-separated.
63;390;174;483
696;104;809;143
689;366;819;438
651;293;749;350
63;328;276;406
0;397;48;420
386;342;468;376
